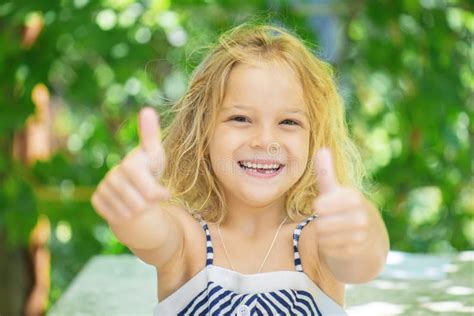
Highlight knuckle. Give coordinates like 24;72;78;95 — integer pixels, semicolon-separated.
120;158;136;175
104;171;120;190
141;184;158;200
96;182;107;196
107;173;123;192
91;197;107;219
106;171;118;185
100;183;114;199
141;190;153;201
158;192;170;201
145;188;159;201
131;199;146;214
91;193;100;208
148;162;163;179
97;209;109;220
157;151;166;167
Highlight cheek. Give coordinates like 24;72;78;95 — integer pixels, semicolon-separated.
209;130;241;176
210;127;244;155
286;135;310;177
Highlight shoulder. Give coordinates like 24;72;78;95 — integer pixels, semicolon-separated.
297;216;346;306
158;203;207;275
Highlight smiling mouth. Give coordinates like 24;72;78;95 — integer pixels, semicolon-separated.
237;161;284;174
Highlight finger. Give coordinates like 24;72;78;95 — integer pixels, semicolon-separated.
97;183;131;220
312;190;345;216
312;188;363;216
138;107;166;179
120;153;171;201
138;107;161;156
314;147;339;194
122;167;170;201
107;170;147;215
119;151;171;201
91;193;114;221
314;209;368;235
318;230;368;249
319;243;364;259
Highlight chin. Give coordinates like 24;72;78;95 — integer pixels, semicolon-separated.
237;189;285;207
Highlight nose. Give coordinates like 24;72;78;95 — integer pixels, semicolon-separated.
249;124;277;149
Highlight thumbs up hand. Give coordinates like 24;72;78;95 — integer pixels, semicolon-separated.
312;148;378;260
138;107;167;181
91;107;171;227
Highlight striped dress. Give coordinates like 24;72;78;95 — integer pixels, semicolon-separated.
154;214;347;316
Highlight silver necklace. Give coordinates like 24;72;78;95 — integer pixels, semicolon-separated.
217;215;288;274
216;215;288;315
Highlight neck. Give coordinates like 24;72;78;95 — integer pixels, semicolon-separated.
220;196;288;238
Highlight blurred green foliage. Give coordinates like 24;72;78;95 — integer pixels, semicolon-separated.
0;0;472;309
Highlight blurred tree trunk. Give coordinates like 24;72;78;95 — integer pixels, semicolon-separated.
0;217;50;316
0;83;52;316
0;231;34;316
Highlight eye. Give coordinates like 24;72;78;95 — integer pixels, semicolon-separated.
280;119;299;126
229;115;250;123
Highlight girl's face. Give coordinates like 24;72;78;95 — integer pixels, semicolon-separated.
209;62;310;208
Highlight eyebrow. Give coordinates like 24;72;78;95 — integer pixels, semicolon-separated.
221;104;307;116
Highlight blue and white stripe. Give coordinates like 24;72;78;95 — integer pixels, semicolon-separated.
293;214;318;272
179;213;322;315
178;281;322;316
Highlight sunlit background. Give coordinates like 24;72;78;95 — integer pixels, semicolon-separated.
0;0;472;315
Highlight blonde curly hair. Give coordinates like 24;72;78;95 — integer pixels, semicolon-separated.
161;23;366;223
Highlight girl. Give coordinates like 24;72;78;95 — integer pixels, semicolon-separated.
91;24;389;315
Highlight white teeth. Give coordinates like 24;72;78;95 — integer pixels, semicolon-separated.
240;161;281;170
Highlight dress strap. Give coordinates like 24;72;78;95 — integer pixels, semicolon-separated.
293;214;318;272
192;212;214;266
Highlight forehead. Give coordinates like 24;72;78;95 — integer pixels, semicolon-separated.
221;61;306;112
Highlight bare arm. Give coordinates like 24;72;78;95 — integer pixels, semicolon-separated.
91;107;183;268
312;148;390;284
110;202;185;266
